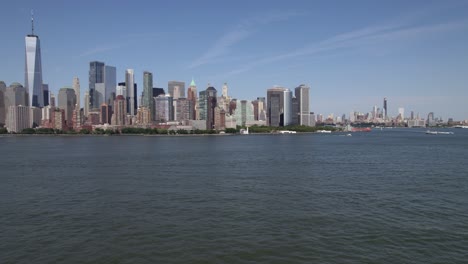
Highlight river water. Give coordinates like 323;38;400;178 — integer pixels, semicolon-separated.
1;129;467;263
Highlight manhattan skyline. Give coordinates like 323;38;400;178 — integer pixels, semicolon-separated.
1;1;468;119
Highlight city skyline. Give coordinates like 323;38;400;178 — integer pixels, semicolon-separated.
1;1;468;119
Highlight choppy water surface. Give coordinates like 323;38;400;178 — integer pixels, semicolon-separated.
1;129;468;263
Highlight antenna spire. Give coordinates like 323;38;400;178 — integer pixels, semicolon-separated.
31;10;34;35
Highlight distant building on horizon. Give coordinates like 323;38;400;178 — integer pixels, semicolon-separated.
168;81;185;98
58;87;76;128
295;84;310;126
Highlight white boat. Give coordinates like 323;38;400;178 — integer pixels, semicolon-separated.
454;125;468;129
316;130;331;133
278;130;296;134
426;130;454;135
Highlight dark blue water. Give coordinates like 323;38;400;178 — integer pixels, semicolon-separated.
1;129;468;263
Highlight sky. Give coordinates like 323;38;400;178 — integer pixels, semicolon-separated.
1;0;468;120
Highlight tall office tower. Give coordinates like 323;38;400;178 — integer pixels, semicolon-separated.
154;94;173;122
222;83;228;98
205;86;217;130
257;97;266;121
58;88;76;127
168;81;185;98
25;12;43;107
117;82;127;96
172;86;180;100
252;100;259;121
233;100;254;127
89;61;105;109
398;107;405;120
427;112;435;126
142;71;154;120
310;112;316;127
292;97;299;125
6;105;30;132
83;92;89;117
125;69;135;115
267;87;292;127
29;106;42;128
198;90;207;120
113;95;127;126
72;77;80;110
104;66;116;105
383;97;388;120
0;81;6;125
43;84;49;106
50;92;56;108
175;98;192;122
187;78;197;120
4;83;29;122
100;103;112;124
372;105;378;120
410;111;414;120
295;84;310;126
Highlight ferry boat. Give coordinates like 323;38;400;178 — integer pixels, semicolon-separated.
454;125;468;129
316;130;331;133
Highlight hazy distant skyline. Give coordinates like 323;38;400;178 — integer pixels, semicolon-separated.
1;0;467;119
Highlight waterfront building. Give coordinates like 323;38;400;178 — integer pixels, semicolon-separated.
53;108;66;130
206;86;217;130
58;88;76;128
0;81;6;125
234;100;254;127
168;81;185;98
6;105;30;132
214;107;226;130
175;98;192;122
25;13;43;107
267;87;292;127
142;71;154;120
4;83;28;121
29;106;41;128
154;94;173;123
100;103;112;124
198;90;207;120
113;95;127;126
136;107;152;125
295;84;310;126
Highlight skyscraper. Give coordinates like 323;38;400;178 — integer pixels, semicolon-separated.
267;87;292;127
222;83;229;98
89;61;105;109
125;69;135;115
104;66;116;105
25;12;43;107
0;81;6;125
113;95;127;126
142;71;154;120
73;77;80;110
43;84;49;106
58;88;76;127
168;81;185;98
187;78;197;120
295;84;310;126
206;86;217;130
383;97;388;120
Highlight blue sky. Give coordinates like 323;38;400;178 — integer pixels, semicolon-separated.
1;0;468;120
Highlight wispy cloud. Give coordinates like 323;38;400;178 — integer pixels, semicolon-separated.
213;18;468;80
77;44;125;57
188;11;304;69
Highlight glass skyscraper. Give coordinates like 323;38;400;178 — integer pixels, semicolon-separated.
25;27;43;107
